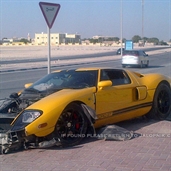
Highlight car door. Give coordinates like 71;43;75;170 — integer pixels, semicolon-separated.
95;69;138;116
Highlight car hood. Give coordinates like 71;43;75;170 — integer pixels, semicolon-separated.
25;87;97;112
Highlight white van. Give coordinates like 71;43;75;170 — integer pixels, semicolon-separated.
122;50;149;68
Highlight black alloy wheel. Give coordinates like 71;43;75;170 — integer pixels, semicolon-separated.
157;89;170;114
55;103;87;147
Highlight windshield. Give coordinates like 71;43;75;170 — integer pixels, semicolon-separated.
26;70;98;92
123;50;139;56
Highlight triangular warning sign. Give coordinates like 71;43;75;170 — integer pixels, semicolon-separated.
39;2;60;29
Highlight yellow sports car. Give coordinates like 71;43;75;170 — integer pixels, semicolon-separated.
0;67;171;153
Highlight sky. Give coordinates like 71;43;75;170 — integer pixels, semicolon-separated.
0;0;171;41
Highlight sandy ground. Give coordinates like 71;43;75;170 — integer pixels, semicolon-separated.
0;45;119;61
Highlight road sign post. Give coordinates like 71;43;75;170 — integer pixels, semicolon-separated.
39;2;60;74
47;27;51;74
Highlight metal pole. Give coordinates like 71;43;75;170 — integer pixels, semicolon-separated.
142;0;144;39
47;26;51;74
121;0;123;56
170;0;171;42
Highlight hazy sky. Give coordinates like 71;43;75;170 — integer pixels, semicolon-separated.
0;0;171;41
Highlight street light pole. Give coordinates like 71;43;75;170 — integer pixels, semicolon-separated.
142;0;144;39
47;26;51;74
120;0;123;56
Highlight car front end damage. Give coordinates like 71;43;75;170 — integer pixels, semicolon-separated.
0;93;57;154
0;111;58;154
1;129;26;154
0;127;61;154
0;96;97;154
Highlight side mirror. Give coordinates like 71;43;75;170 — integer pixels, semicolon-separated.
98;80;112;90
24;83;33;89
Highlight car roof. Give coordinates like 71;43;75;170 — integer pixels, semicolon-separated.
52;67;126;73
124;50;144;52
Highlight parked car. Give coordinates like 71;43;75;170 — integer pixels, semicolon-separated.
116;48;125;55
121;50;149;68
0;67;171;153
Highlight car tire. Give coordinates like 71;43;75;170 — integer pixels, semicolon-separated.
146;83;171;120
140;61;143;68
145;61;149;67
54;103;88;147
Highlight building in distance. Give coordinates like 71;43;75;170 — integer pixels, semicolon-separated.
34;32;81;45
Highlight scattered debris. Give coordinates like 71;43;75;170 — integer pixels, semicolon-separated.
96;125;133;141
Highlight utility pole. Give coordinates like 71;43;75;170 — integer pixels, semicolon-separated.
120;0;123;56
142;0;144;39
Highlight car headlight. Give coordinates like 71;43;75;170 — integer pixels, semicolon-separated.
11;110;43;132
22;110;42;123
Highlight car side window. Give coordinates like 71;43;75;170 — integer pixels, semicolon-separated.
100;69;131;86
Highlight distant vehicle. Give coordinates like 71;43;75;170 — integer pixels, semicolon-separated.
138;40;145;47
121;50;149;68
116;48;125;55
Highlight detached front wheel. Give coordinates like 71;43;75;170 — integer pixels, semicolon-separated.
55;103;87;147
146;83;171;120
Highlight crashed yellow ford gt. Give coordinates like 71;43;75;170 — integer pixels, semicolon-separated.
0;67;171;153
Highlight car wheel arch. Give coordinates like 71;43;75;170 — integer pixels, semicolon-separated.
68;101;97;134
64;101;97;120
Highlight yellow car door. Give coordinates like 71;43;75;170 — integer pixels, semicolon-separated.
95;69;144;127
95;69;135;114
